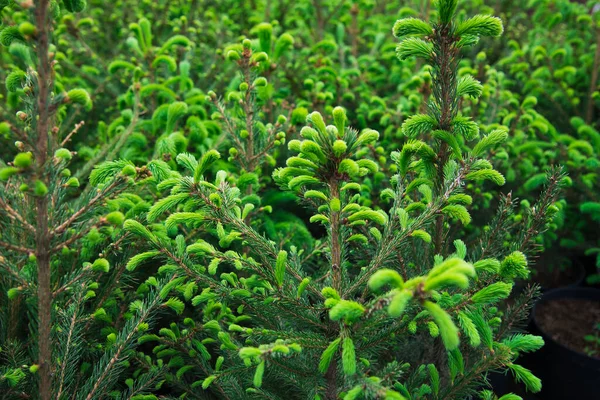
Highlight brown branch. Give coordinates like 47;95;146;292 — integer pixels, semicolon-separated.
60;120;85;146
0;262;29;287
9;122;28;141
0;240;33;254
55;292;82;399
83;304;154;400
52;267;93;297
82;275;180;400
440;350;510;399
51;179;119;236
51;222;99;253
0;198;36;233
586;29;600;125
212;97;244;151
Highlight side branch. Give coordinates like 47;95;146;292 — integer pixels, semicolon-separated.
0;198;36;232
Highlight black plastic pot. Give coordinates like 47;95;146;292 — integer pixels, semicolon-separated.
520;287;600;400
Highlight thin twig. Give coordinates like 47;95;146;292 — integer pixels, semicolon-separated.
60;120;85;146
51;179;119;236
55;292;82;399
0;240;33;254
51;222;98;253
0;198;36;233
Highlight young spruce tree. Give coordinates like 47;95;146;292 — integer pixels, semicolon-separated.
120;1;563;399
1;1;185;398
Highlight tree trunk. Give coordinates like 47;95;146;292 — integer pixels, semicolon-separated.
34;1;53;399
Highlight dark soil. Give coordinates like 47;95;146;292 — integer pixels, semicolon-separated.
536;298;600;358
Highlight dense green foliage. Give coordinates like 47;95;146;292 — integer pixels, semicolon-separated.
0;0;597;399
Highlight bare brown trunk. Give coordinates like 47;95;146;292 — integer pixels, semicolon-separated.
36;199;51;400
314;0;325;41
433;23;457;255
586;30;600;125
34;1;53;399
325;178;342;398
329;183;341;293
324;359;337;399
349;4;359;59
